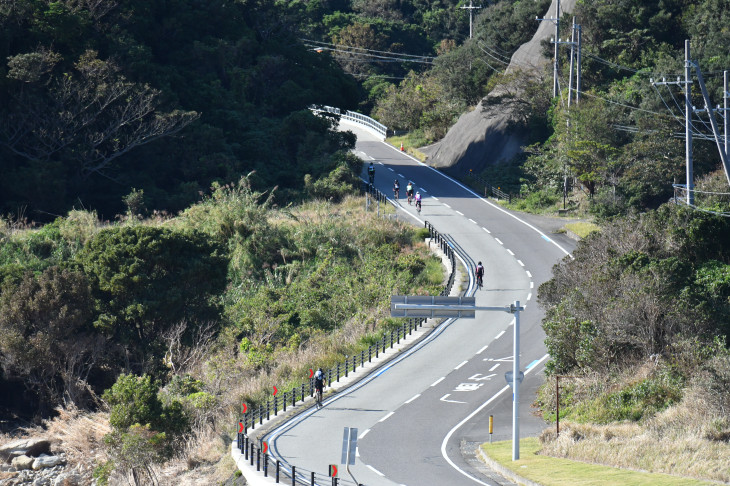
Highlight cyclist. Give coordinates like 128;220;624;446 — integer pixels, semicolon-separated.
393;179;400;200
314;368;325;407
415;191;422;212
406;182;414;204
368;163;375;185
475;261;484;288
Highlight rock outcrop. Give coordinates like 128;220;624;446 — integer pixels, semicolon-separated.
421;0;577;173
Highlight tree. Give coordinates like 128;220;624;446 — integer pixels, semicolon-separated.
0;266;102;410
0;50;199;181
77;226;227;370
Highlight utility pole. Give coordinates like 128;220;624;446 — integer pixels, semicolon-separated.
567;17;576;108
536;0;561;97
722;71;730;160
460;0;482;39
553;0;560;98
685;40;694;205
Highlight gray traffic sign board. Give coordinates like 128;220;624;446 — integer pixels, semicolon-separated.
390;295;476;318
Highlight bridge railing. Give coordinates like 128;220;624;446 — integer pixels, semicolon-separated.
310;105;388;140
235;219;459;485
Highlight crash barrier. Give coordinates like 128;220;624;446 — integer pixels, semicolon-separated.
467;170;515;203
235;220;459;485
424;221;456;297
310;105;388;140
361;181;388;204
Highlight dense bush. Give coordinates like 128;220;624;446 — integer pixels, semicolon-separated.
77;225;228;372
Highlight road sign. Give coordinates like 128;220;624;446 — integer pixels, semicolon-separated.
340;427;357;465
329;464;338;477
504;371;524;387
390;295;476;318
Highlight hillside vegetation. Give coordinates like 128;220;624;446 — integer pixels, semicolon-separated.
0;169;444;483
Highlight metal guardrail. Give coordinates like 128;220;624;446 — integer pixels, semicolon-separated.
467;170;516;203
310;105;388;140
235;212;459;485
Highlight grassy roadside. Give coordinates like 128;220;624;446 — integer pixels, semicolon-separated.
480;438;717;486
386;135;427;162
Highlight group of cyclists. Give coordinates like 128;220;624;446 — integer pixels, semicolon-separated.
368;163;421;212
393;179;421;212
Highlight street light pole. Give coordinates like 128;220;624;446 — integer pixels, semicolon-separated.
512;300;521;460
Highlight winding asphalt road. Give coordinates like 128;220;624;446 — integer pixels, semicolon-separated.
264;122;577;486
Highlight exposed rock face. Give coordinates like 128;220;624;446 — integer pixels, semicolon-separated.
421;0;577;173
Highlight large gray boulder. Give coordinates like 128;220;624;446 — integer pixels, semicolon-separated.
421;0;577;173
0;439;52;461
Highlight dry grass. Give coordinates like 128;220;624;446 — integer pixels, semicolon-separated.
539;390;730;484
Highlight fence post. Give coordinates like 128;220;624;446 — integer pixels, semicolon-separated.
311;471;315;486
267;401;270;420
264;454;268;477
250;445;254;465
292;465;296;486
259;405;263;425
256;448;260;471
293;388;296;407
336;363;340;382
274;396;278;416
276;460;280;483
390;331;394;348
369;345;372;362
244;436;249;460
283;392;287;412
345;357;348;378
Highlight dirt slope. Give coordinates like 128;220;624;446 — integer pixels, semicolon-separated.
421;0;576;173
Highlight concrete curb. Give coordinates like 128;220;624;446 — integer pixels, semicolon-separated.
476;446;543;486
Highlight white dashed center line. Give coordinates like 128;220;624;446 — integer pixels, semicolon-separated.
495;330;506;339
404;394;421;404
455;211;464;216
483;227;491;234
507;249;514;256
469;218;477;224
454;360;469;370
431;377;445;387
379;412;394;423
367;465;385;476
477;345;489;354
495;238;503;245
489;363;500;372
517;260;524;266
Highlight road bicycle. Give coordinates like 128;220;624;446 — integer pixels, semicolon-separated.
393;187;399;200
407;192;413;205
416;199;421;214
315;388;323;408
476;274;483;289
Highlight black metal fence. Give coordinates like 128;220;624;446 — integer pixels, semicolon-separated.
466;170;515;203
234;201;459;485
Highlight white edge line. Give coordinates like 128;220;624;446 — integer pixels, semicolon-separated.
527;293;532;301
358;429;370;439
404;393;421;404
530;282;534;289
431;377;445;387
455;210;464;216
380;141;574;259
420;188;428;193
476;345;488;354
482;227;491;234
469;218;477;224
454;360;468;370
443;203;451;208
432;196;439;201
367;465;385;477
495;238;503;245
517;260;524;267
506;249;514;256
440;354;550;486
379;411;395;422
526;271;532;278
